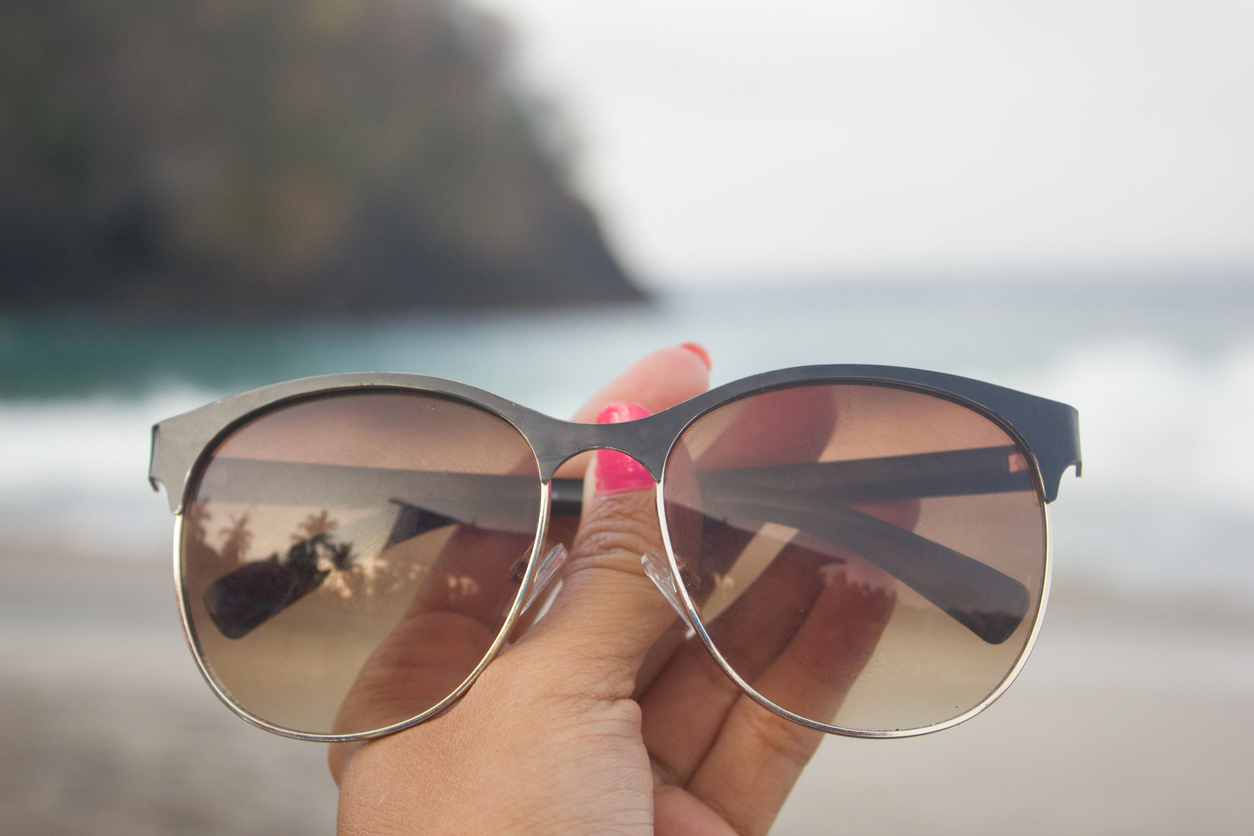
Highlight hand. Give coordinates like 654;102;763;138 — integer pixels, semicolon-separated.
330;345;891;835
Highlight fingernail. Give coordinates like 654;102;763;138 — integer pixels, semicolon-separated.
596;401;654;497
680;342;711;370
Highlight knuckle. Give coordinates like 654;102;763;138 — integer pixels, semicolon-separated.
569;492;662;570
737;697;821;770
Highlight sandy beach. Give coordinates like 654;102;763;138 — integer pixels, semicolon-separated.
3;551;1252;836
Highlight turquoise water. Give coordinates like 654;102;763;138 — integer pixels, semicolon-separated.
2;278;1250;402
2;276;1252;605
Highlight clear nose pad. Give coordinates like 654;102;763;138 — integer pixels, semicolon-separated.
642;548;695;632
520;543;569;614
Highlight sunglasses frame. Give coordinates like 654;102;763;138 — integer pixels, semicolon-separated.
151;364;1081;742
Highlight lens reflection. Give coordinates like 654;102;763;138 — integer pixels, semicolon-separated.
182;391;542;736
662;383;1046;733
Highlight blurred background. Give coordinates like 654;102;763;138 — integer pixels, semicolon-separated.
2;1;1252;834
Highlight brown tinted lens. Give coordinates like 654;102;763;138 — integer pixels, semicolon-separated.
663;383;1046;733
181;391;542;736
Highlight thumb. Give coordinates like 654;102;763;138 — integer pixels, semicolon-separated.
517;402;685;699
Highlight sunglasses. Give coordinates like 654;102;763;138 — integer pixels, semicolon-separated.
149;365;1081;742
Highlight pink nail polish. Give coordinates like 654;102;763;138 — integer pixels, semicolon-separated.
680;342;711;370
596;401;654;497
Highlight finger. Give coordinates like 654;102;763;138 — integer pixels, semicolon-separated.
679;695;823;836
654;785;738;836
641;529;898;790
572;343;711;423
681;560;897;836
517;422;675;698
518;399;712;700
553;343;711;477
638;382;841;781
329;525;531;756
640;531;824;786
522;341;713;639
745;556;898;721
518;342;712;676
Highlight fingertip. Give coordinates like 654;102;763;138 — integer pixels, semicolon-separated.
571;345;711;423
679;342;711;371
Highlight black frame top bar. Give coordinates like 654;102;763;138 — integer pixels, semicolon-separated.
151;364;1082;514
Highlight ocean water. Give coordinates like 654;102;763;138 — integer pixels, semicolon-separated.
2;276;1252;607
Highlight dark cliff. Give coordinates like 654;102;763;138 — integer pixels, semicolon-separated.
0;0;643;316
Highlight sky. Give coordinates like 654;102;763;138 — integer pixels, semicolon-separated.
467;0;1254;288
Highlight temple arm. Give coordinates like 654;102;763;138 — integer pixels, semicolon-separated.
693;445;1032;504
198;446;1032;642
683;499;1028;644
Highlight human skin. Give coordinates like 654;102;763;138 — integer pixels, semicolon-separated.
330;345;895;835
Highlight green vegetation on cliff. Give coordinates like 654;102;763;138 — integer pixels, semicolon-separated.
0;0;641;315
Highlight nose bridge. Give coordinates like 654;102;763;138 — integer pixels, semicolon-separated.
527;414;671;482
